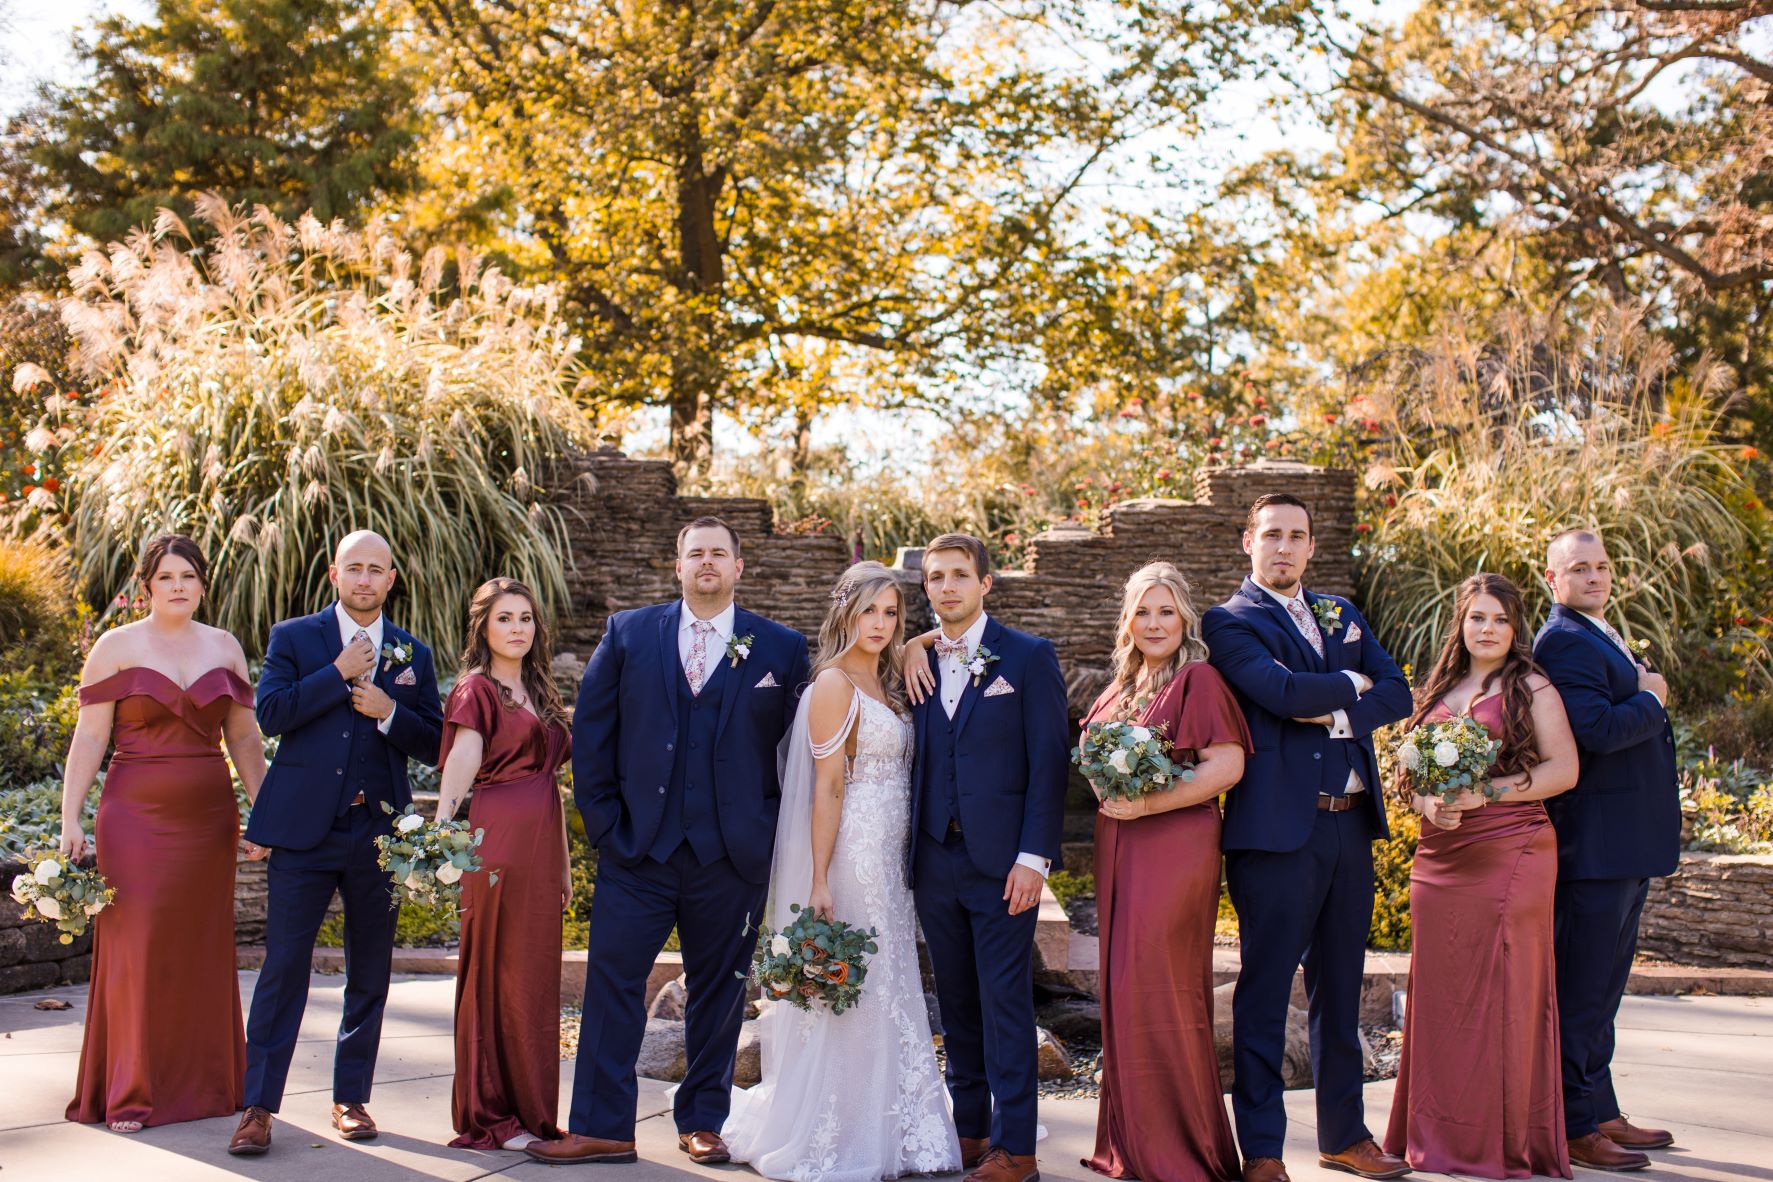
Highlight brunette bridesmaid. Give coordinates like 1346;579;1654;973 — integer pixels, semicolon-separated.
1080;561;1249;1182
60;534;267;1131
437;577;572;1150
1384;573;1579;1179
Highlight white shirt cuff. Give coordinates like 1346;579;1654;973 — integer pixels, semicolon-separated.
377;702;397;735
1014;852;1051;879
1327;709;1353;739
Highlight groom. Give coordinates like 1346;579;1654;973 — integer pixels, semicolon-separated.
909;533;1067;1182
230;530;443;1156
530;516;809;1167
1202;494;1411;1182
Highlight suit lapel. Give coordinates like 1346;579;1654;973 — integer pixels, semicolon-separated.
712;607;753;746
658;603;682;727
1245;578;1323;672
951;618;1000;739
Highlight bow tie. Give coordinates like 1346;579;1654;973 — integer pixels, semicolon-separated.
934;637;970;659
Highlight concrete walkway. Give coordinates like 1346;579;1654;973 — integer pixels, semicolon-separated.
1;972;1767;1181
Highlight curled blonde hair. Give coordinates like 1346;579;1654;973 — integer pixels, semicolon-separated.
811;561;908;710
1107;560;1211;718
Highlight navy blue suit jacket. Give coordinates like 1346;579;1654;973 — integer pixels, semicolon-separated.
570;601;810;886
1533;605;1679;881
1204;577;1412;852
246;607;443;851
909;617;1069;882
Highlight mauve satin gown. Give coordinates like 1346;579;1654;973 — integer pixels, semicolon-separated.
1383;694;1571;1179
66;666;249;1127
1082;663;1250;1182
443;673;569;1148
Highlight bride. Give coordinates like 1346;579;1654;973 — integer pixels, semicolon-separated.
721;561;961;1181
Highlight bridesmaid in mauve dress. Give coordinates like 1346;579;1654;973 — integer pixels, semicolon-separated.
58;534;268;1132
1384;573;1580;1179
436;577;572;1151
1080;561;1249;1182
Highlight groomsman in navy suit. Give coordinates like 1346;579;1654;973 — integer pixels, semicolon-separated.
530;516;809;1167
229;531;443;1156
1535;528;1679;1172
1202;494;1412;1182
909;533;1068;1182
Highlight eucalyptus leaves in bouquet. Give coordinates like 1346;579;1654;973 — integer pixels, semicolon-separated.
10;850;114;944
374;803;492;908
1396;715;1503;805
1074;719;1194;801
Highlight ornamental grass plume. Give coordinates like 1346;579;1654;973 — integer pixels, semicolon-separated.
1353;309;1770;692
47;196;591;660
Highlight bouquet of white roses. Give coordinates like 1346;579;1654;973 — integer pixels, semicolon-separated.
1073;719;1194;801
10;850;114;944
1396;714;1503;804
742;904;879;1015
374;803;492;907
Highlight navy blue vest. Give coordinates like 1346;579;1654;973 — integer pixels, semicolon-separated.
336;702;396;817
919;705;964;841
648;658;728;865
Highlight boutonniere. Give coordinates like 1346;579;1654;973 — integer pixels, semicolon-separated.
965;644;1001;686
1310;599;1344;636
380;641;413;672
726;633;755;667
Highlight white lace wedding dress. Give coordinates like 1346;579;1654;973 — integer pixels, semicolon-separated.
722;688;961;1182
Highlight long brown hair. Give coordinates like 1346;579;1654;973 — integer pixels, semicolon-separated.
459;577;568;729
811;561;908;712
1106;561;1211;719
1405;573;1544;790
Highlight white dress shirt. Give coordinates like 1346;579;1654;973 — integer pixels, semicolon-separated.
1256;582;1367;793
1580;610;1664;707
934;612;1051;880
678;600;737;673
334;602;396;734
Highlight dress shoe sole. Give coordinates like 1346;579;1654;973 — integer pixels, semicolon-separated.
1319;1160;1409;1180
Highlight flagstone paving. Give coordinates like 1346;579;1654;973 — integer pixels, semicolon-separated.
1;972;1766;1181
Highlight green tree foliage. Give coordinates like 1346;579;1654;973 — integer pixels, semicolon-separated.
17;0;422;277
406;0;1312;476
40;198;590;661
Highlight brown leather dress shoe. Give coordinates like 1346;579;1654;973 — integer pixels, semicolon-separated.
1568;1132;1650;1172
228;1106;273;1156
331;1102;378;1141
679;1130;731;1164
1242;1158;1291;1182
1599;1116;1675;1149
1320;1138;1410;1179
964;1147;1039;1182
960;1137;991;1169
525;1132;640;1164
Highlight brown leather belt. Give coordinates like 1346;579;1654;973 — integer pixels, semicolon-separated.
1318;792;1363;813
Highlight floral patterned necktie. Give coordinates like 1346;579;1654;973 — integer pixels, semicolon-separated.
686;619;715;695
1284;597;1325;659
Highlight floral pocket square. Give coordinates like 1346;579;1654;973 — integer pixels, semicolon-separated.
983;675;1016;698
1344;622;1363;644
754;671;779;689
394;666;418;686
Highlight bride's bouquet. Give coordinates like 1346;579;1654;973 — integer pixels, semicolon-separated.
1396;715;1503;804
745;904;879;1015
1074;719;1194;801
374;803;493;907
10;851;114;944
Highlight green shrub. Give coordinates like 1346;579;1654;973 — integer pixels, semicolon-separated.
49;198;591;665
1353;313;1771;700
